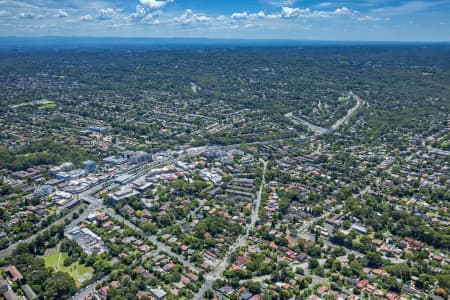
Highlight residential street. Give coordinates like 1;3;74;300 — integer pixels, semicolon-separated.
194;159;267;300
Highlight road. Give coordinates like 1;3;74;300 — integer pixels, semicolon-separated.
330;91;364;132
290;202;367;260
0;205;85;259
44;149;251;299
0;93;370;299
173;198;206;227
285;112;328;135
193;159;267;300
285;91;365;136
248;159;267;235
76;156;203;273
2;94;365;295
241;271;342;292
297;204;343;234
0;156;176;258
82;194;201;273
71;276;108;300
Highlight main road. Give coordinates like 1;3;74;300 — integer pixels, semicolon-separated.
285;91;365;136
77;155;202;274
74;91;364;298
0;205;86;259
330;91;364;132
0;92;366;297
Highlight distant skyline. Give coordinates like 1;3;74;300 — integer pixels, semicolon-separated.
0;0;449;42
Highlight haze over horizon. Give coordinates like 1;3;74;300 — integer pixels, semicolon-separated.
0;0;450;42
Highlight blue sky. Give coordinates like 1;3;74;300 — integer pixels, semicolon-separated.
0;0;449;41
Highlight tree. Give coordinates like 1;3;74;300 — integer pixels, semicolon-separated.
43;271;77;300
93;256;111;274
333;247;346;257
306;246;322;258
247;281;261;294
385;263;411;281
63;256;77;267
366;252;383;268
343;220;351;229
416;273;435;290
348;260;363;277
308;258;319;269
437;274;450;291
298;278;309;289
382;276;401;292
279;199;290;214
142;222;157;234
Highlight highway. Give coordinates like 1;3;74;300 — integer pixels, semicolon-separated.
0;93;368;298
330;91;364;132
72;94;365;299
285;91;365;136
285;112;328;135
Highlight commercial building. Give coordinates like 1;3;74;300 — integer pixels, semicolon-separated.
89;126;107;133
123;150;152;164
81;160;97;173
67;226;107;255
109;186;140;202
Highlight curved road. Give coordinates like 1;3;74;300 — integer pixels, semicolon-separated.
285;91;365;136
0;96;365;298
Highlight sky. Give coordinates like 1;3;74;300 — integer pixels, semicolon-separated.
0;0;449;41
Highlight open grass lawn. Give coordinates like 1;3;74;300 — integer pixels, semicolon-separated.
12;100;56;109
38;102;56;109
43;252;94;287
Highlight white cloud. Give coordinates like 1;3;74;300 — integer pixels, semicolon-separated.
131;5;147;20
333;7;352;16
231;12;250;20
257;11;266;18
271;6;354;19
231;11;265;20
131;5;162;24
80;14;94;22
97;8;115;20
225;5;357;24
55;10;69;18
280;7;311;18
174;9;209;24
229;6;355;21
140;0;174;10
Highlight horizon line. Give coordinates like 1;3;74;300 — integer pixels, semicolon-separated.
1;36;450;44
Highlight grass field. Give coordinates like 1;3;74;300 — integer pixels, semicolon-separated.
38;102;56;109
43;252;94;287
12;100;56;109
